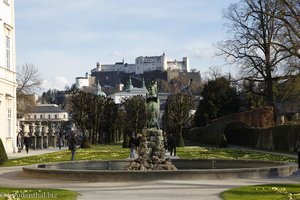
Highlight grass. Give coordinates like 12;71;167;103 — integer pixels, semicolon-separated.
221;184;300;200
177;146;297;163
2;145;296;167
3;145;129;167
0;188;78;200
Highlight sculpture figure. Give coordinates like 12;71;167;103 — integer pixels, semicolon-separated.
146;81;160;129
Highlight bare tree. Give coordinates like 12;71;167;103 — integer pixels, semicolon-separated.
204;66;223;81
218;0;292;108
274;0;300;59
16;63;42;117
17;63;42;95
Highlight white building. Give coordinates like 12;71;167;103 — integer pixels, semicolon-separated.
92;53;190;75
24;104;69;122
75;73;90;89
0;0;17;153
108;77;148;104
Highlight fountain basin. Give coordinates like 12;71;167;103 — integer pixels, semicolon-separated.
22;159;297;181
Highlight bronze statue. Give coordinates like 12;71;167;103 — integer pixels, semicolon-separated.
146;81;160;129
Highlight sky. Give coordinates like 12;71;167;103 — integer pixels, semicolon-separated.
15;0;237;91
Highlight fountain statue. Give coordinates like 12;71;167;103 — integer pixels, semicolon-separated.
125;81;177;170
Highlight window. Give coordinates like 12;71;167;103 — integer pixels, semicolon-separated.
48;115;51;119
6;36;10;69
8;108;11;118
55;115;58;119
34;115;37;119
40;115;43;119
27;115;30;119
7;108;12;137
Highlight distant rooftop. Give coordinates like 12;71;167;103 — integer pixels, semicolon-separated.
29;104;66;113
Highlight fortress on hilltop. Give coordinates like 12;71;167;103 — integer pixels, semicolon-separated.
91;53;190;75
76;53;201;90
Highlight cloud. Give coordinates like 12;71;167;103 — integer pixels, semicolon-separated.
15;0;239;91
41;76;69;91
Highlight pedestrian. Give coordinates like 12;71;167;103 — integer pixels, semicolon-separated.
58;132;63;150
136;134;142;156
129;136;136;159
23;135;31;154
296;137;300;168
168;134;177;156
68;132;77;161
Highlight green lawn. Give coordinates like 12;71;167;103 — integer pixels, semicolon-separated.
2;145;296;167
4;145;130;166
0;188;78;200
177;146;296;163
221;184;300;200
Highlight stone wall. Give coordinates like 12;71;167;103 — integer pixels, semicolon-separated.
211;106;275;128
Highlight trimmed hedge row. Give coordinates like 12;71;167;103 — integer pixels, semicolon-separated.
0;138;8;165
187;124;300;152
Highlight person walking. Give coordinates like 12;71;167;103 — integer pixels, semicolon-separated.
296;137;300;168
168;134;177;156
68;132;77;161
136;134;142;156
23;135;31;154
129;136;136;159
58;132;63;150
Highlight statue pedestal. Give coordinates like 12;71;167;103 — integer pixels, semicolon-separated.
141;128;165;159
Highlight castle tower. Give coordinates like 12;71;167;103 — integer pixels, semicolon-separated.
162;53;168;71
182;57;190;72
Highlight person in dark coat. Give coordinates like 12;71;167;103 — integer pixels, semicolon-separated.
136;134;142;156
57;132;64;150
168;134;177;156
296;137;300;168
23;135;31;154
129;136;136;159
68;132;77;161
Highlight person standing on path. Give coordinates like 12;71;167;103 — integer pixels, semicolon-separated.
129;136;136;159
68;132;77;161
168;134;177;156
23;135;31;154
296;137;300;168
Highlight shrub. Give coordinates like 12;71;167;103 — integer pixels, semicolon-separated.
80;135;90;148
0;138;8;165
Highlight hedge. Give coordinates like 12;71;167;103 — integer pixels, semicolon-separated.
187;124;300;152
0;138;8;165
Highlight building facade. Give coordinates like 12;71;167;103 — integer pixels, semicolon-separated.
24;104;69;122
0;0;17;153
108;77;148;104
91;53;190;75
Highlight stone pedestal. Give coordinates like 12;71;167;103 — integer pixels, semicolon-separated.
31;136;36;150
43;136;49;148
141;128;165;159
30;123;37;150
36;122;43;149
48;124;56;148
36;136;43;149
42;126;49;149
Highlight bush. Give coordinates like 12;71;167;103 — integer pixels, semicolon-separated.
80;135;90;148
188;124;300;152
0;138;8;165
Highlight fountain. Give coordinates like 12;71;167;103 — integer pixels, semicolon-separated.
22;81;298;181
125;81;176;171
